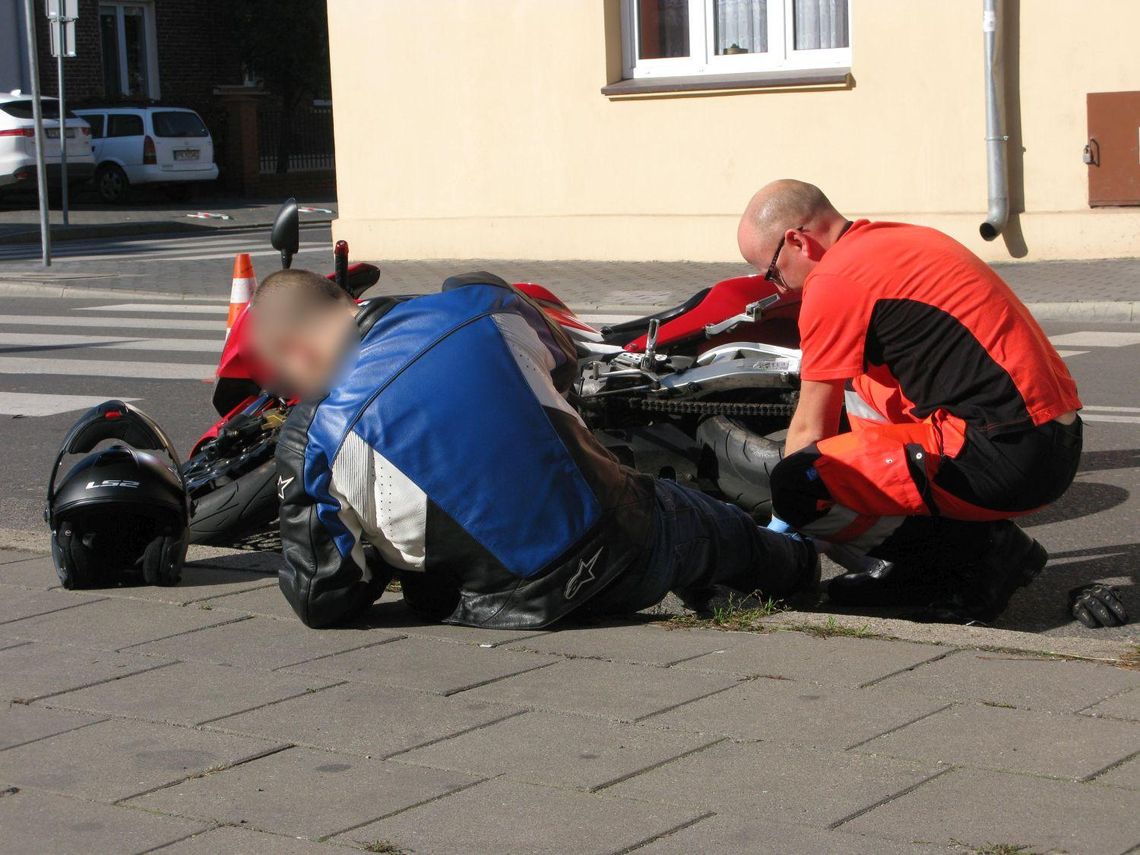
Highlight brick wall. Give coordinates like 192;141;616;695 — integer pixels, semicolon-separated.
33;0;242;128
28;0;334;195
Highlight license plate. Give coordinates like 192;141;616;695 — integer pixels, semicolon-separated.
45;129;75;139
174;149;200;161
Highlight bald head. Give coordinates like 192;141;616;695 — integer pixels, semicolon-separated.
738;180;843;259
736;180;849;290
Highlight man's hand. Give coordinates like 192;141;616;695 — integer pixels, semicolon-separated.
784;379;845;457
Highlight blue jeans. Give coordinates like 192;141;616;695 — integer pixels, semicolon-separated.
586;479;809;615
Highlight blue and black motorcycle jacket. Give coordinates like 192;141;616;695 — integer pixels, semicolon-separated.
274;273;657;629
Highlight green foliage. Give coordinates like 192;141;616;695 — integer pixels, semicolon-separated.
779;616;877;639
668;593;785;631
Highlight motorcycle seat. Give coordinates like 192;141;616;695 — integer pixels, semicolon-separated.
601;287;710;344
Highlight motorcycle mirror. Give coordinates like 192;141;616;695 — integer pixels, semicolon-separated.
270;198;300;270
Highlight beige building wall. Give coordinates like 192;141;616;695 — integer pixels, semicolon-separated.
327;0;1140;262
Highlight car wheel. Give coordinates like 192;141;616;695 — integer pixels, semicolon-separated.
95;164;130;204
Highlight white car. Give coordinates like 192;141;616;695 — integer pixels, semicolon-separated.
0;91;95;193
74;106;219;203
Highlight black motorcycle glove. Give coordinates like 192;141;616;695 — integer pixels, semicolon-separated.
1069;584;1128;628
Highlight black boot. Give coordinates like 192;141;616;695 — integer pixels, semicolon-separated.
914;520;1047;624
828;559;948;608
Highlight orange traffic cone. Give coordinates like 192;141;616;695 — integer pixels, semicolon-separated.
226;253;257;337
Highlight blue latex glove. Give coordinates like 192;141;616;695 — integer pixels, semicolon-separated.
767;515;792;534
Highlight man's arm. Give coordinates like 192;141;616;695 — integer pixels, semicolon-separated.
275;410;388;628
784;379;846;457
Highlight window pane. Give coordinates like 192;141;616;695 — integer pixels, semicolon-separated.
713;0;768;55
153;111;209;138
0;99;75;120
99;8;123;97
793;0;849;50
637;0;689;60
108;114;143;137
122;6;150;96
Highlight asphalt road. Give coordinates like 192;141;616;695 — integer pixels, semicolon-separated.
0;252;1136;641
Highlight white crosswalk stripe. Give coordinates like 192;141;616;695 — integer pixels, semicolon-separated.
1081;405;1140;425
1;314;223;331
76;303;229;314
0;393;140;417
0;356;214;381
0;333;222;352
1049;331;1140;363
1049;332;1140;348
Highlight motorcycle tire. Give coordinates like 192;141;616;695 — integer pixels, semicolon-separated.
696;415;783;521
188;459;280;545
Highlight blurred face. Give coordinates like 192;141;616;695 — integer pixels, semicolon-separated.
251;300;357;399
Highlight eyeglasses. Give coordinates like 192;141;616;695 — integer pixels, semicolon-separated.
763;235;788;292
762;226;805;293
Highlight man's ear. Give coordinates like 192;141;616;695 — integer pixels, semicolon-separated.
789;229;825;261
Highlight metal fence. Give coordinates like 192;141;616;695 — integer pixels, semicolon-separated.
258;102;335;174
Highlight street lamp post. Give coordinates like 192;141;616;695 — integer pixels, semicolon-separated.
22;0;51;267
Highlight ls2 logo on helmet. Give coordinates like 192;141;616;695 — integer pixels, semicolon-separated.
86;479;141;489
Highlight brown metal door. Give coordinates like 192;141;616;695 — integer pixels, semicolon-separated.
1087;91;1140;207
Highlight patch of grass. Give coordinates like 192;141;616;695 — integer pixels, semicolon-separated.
972;844;1039;855
666;593;785;632
361;841;406;855
1118;644;1140;671
779;616;877;639
385;578;402;593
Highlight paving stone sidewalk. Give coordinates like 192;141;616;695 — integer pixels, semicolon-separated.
0;546;1137;855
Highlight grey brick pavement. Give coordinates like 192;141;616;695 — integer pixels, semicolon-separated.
0;549;1137;854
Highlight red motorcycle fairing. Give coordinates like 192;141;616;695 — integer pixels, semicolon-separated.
621;274;801;353
514;282;599;334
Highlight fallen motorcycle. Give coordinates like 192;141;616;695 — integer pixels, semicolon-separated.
181;200;802;544
515;280;802;518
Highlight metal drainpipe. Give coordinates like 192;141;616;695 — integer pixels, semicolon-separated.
980;0;1008;241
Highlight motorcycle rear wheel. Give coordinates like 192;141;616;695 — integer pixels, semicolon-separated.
696;415;783;522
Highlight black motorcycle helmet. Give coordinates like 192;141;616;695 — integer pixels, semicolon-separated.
46;401;190;589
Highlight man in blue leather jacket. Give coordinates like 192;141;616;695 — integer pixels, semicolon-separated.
251;269;816;629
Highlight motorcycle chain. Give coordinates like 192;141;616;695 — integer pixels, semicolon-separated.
622;398;796;417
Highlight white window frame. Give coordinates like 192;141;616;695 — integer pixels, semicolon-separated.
621;0;851;79
99;1;161;99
